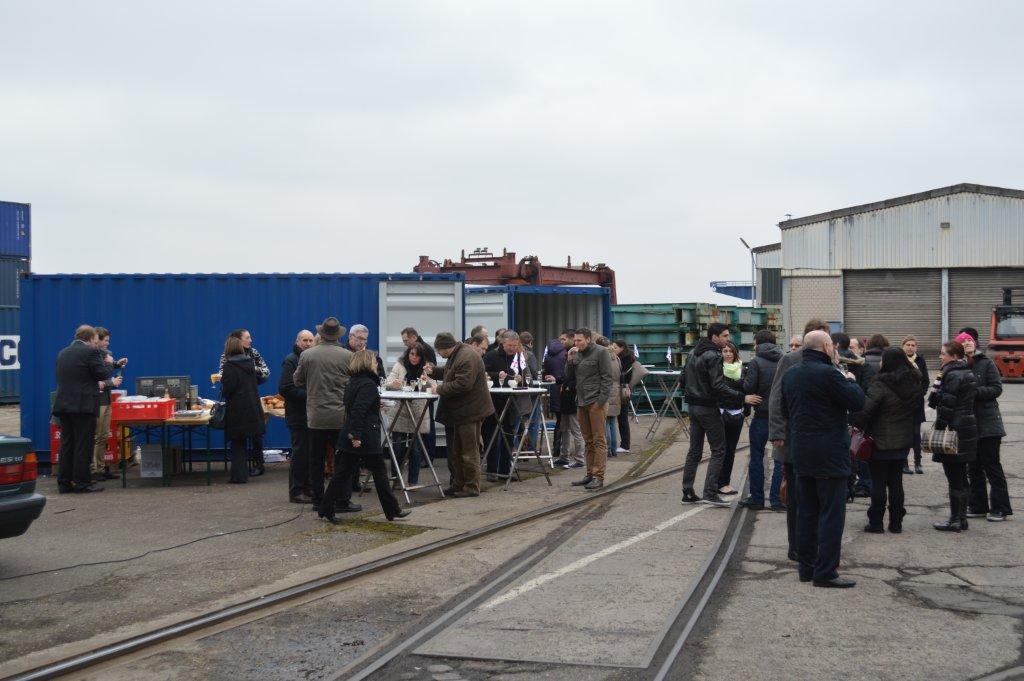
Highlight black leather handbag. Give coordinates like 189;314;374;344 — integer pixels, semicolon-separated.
209;401;226;429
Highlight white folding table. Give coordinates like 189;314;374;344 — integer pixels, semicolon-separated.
481;386;554;491
377;390;445;503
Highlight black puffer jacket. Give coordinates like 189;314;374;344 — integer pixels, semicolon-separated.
278;345;307;429
683;339;742;408
861;347;883;387
969;352;1005;439
743;343;782;418
928;360;978;463
339;370;383;456
854;366;921;457
221;354;266;441
910;354;929;424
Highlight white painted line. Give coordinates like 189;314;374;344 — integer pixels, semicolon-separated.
479;505;709;610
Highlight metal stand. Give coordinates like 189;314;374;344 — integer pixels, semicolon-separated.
645;371;686;441
481;387;553;490
377;392;445;504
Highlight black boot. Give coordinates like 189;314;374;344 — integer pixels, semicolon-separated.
934;494;964;532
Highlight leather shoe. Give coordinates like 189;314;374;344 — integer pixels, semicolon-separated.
681;489;701;504
74;485;104;493
452;490;480;497
336;503;362;513
318;512;341;525
443;487;461;496
571;475;594;487
813;577;856;588
289;494;314;504
738;497;764;510
787;550;799;562
583;478;604;491
799;574;812;583
387;510;412;521
58;486;75;494
863;524;884;534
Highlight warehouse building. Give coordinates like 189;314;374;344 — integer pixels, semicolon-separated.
754;183;1024;358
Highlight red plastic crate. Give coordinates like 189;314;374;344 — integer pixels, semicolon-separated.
111;398;175;423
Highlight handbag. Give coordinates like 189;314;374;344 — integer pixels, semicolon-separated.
922;427;958;456
209;401;226;429
849;426;874;461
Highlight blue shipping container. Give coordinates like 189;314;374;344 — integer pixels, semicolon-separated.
465;285;612;349
20;272;464;455
0;201;31;259
0;257;30;307
0;306;19;405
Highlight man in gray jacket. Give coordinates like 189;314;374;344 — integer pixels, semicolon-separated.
768;318;831;560
294;317;359;512
565;327;615;490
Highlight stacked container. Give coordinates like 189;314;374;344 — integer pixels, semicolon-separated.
0;201;30;404
611;302;784;370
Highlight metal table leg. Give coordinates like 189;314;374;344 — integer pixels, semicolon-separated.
405;399;445;498
379;408;411;505
504;394;552;491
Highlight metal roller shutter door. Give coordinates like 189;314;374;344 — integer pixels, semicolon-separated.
949;268;1024;351
843;270;942;359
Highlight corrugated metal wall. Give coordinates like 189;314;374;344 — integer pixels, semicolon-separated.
0;201;31;259
515;289;608;349
783;192;1024;271
843;269;943;359
0;306;19;405
754;247;782;269
20;273;463;452
949;268;1024;351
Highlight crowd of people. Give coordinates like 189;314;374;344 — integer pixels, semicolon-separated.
679;318;1014;589
52;314;1014;563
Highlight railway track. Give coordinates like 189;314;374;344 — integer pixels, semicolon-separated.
6;437;751;681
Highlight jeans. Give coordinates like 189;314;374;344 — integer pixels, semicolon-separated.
559;412;584;464
606;417;618;456
681;405;727;499
969;437;1012;515
855;459;872;492
867;458;906;527
717;415;743;489
796;476;848;583
395;433;424;485
617;408;631;451
747;418;782;505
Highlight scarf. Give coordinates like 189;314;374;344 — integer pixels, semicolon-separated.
723;361;742;380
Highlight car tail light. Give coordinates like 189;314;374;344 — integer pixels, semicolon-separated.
22;453;38;482
0;453;37;484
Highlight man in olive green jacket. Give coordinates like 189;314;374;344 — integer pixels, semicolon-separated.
430;332;495;496
565;327;615;490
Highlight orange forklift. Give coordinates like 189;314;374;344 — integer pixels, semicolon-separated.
989;287;1024;379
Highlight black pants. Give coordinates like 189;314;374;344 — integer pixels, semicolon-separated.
249;435;264;471
796;476;848;583
321;449;402;519
908;428;922;466
617;408;631;451
288;426;309;497
552;412;563;457
942;461;969;520
717;415;743;489
682;406;727;499
783;462;797;555
308;429;339;503
58;413;97;490
867;458;905;527
229;438;249;483
969;437;1012;515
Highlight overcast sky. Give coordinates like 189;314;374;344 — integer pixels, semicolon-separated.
2;1;1022;304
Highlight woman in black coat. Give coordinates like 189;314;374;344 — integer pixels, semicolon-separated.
900;335;930;474
928;341;978;532
854;348;921;533
960;331;1013;522
220;336;266;484
319;350;409;523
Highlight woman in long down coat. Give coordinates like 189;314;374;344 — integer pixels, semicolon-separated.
221;335;266;484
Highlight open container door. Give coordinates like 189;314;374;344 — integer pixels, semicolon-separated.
465;286;512;342
378;279;465;368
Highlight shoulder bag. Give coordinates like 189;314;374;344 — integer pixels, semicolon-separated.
922;426;958;456
849;426;874;461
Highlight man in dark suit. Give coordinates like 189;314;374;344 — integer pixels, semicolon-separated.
53;325;114;493
781;330;865;588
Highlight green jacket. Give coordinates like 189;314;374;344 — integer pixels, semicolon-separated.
568;343;615;407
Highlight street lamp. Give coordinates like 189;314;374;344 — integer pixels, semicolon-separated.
740;238;755;308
